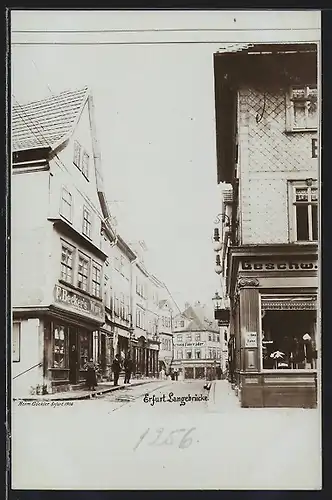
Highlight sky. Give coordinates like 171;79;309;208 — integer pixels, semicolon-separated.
10;10;320;310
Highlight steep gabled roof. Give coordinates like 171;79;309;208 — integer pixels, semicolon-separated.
181;305;218;332
12;87;89;152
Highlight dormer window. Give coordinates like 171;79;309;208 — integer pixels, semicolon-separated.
73;140;89;179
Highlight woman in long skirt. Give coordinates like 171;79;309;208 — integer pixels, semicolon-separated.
84;358;97;391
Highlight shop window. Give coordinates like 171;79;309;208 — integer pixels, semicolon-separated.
195;349;201;359
286;85;318;132
81;151;89;179
261;305;317;370
195;333;201;341
177;334;182;342
82;206;92;239
186;350;192;359
60;187;72;222
77;253;90;291
52;325;68;368
79;331;90;368
61;243;74;284
289;180;318;242
13;322;21;362
92;262;101;297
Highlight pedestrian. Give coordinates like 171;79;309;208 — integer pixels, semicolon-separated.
84;358;97;391
124;354;133;384
174;369;179;381
111;354;122;386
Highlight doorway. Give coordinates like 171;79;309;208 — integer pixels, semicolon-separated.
69;327;78;384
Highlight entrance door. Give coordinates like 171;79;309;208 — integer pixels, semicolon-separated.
69;327;78;384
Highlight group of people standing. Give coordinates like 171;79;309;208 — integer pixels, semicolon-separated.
83;353;134;391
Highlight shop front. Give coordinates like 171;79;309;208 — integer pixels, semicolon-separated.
44;283;105;392
229;245;318;408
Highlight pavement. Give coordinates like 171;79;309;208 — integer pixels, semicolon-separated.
13;376;160;401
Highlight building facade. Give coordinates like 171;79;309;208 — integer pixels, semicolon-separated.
12;88;116;396
172;303;221;380
213;43;319;408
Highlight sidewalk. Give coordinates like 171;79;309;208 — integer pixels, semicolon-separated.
208;379;242;412
13;376;160;402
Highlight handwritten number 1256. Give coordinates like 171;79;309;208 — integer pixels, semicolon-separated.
134;427;196;451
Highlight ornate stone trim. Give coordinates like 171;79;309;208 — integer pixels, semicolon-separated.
237;277;260;289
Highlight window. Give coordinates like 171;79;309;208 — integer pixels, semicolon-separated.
186;350;192;359
289;180;318;242
82;207;92;238
286;85;318;132
60;187;72;222
73;140;81;168
177;350;183;360
61;244;74;283
13;322;21;362
177;334;182;342
195;333;201;342
77;254;90;291
217;334;220;343
195;349;201;359
213;334;216;342
81;151;89;178
261;303;317;370
120;293;125;319
208;334;212;342
180;320;185;327
92;263;101;297
52;325;68;368
186;333;192;342
79;331;90;368
114;296;119;316
209;348;213;359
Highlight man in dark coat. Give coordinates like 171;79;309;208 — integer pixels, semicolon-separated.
124;355;133;384
111;354;122;386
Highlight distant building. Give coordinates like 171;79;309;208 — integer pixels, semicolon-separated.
172;302;221;380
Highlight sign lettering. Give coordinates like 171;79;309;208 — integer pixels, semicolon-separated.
244;331;257;348
175;342;205;348
54;285;104;319
241;261;317;272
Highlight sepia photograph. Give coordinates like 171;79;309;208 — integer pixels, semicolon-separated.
9;9;321;490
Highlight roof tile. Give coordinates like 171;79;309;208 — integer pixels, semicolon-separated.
12;87;89;152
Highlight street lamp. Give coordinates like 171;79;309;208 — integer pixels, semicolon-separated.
213;228;222;252
214;255;222;275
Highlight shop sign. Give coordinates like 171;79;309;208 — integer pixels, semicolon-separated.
54;285;104;319
176;342;204;347
240;260;318;272
244;331;257;348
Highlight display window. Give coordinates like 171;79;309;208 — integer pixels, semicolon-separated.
261;295;317;370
